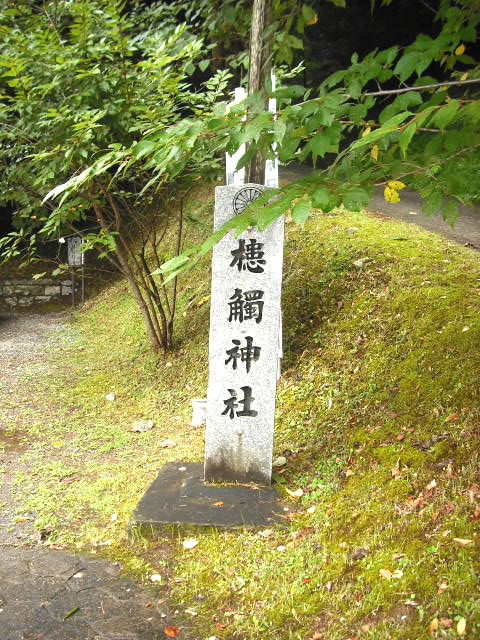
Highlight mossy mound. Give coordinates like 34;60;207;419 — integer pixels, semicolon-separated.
6;198;479;639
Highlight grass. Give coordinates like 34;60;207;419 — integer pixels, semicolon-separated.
2;190;479;639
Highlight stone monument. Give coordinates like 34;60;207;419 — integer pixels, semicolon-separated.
204;184;284;485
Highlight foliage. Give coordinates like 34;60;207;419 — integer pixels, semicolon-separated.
45;0;480;281
0;0;229;351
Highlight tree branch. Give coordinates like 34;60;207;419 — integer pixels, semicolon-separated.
365;77;480;97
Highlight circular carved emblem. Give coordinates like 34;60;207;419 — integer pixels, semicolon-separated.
232;186;264;215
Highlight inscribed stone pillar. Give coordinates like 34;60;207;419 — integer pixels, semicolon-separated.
204;184;285;485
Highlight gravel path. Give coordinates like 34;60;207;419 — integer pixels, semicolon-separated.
0;313;181;640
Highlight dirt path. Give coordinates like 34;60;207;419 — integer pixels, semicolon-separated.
0;313;180;640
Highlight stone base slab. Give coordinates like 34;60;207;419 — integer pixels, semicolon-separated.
133;462;287;531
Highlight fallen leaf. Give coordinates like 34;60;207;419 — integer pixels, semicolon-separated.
130;419;154;433
392;569;403;579
445;412;459;423
457;617;467;636
276;545;286;552
307;506;316;514
63;607;80;622
150;574;162;583
453;538;473;547
396;433;405;442
213;501;223;507
258;529;274;538
349;548;369;562
159;439;177;448
472;505;480;522
184;608;198;616
438;580;448;594
196;294;210;307
302;577;311;584
391;459;401;480
272;456;287;467
429;618;439;634
182;538;198;550
379;569;392;580
440;618;453;628
444;502;455;516
468;484;478;503
286;488;304;498
425;479;437;492
105;392;115;401
164;627;179;638
345;469;354;478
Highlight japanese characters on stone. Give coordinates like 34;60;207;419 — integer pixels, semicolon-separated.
222;236;267;419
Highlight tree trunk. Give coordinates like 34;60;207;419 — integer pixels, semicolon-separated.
245;0;270;185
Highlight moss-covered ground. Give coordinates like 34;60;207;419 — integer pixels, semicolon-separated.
2;191;479;639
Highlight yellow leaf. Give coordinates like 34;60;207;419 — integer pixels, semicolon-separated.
362;126;372;138
388;180;406;190
196;294;210;307
379;568;392;580
429;618;439;634
306;13;318;26
384;186;400;204
370;144;379;161
457;617;467;635
460;72;468;81
455;43;466;56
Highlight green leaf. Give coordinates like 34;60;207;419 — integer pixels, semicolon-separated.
394;51;424;82
432;100;460;131
198;59;210;72
399;121;417;157
311;187;329;209
343;187;370;211
422;191;443;216
309;131;331;159
442;199;460;224
291;198;312;225
185;61;195;76
132;140;156;160
351;112;412;151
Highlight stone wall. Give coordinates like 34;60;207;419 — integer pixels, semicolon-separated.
0;278;74;309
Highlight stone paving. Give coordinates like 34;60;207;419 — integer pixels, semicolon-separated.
0;314;185;640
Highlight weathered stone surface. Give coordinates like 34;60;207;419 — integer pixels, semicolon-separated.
44;285;62;296
204;185;285;485
0;277;75;308
133;462;286;529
